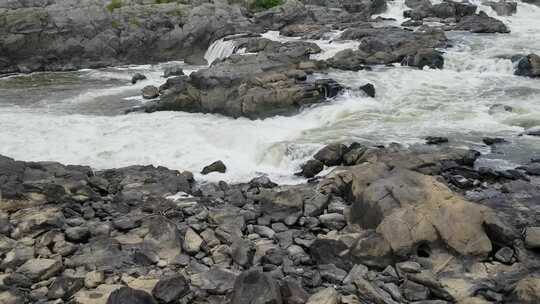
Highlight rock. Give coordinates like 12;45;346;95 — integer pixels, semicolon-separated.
163;65;185;78
132;73;147;84
0;291;24;304
16;258;62;282
483;137;507;145
152;275;189;303
514;54;540;78
489;103;513;114
319;264;348;283
319;213;347;230
306;287;339;304
1;245;34;269
405;0;477;20
143;216;183;263
201;161;227;175
47;276;85;300
282;278;310;304
522;0;540;5
190;267;238;294
454;11;510;33
360;83;376;97
231;239;254;267
483;0;517;16
300;159;324;178
74;284;123;304
402;48;444;69
510;277;540;304
183;228;204;254
401;280;429;301
494;246;514;264
106;287;157;304
85;270;105;289
314;143;348;166
310;238;352;270
355;278;397;304
112;217;141;231
230;269;282;304
349;231;394;268
425;136;448;145
65;226;90;243
142;86;160;99
525;227;540;249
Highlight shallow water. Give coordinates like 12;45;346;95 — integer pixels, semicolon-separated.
0;0;539;183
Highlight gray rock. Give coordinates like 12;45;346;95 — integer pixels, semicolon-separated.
319;213;347;230
16;258;62;282
65;226;90;243
184;228;204;254
483;0;517;16
106;287;157;304
319;264;348;283
494;246;515;264
231;269;282;304
360;83;376;97
300;159;324;178
47;276;84;300
454;11;510;33
401;280;430;301
142;86;160;99
525;227;540;249
152;275;189;303
190;267;238;294
201;161;227;175
402;48;444;69
131;73;147;84
314;143;348;166
163;65;185;78
306;287;339;304
514;54;540;78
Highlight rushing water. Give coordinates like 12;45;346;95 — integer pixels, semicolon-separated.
0;0;539;183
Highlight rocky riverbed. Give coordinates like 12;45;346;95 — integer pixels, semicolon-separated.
1;0;540;303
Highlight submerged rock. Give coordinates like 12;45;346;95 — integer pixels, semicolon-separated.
132;73;147;85
201;160;227;175
142;86;159;99
514;54;540;78
360;83;376;97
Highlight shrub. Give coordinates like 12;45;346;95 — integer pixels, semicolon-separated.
106;0;122;12
252;0;283;10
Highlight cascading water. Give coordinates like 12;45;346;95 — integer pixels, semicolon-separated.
203;38;237;65
0;0;539;183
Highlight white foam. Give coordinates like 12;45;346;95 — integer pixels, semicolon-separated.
204;38;237;65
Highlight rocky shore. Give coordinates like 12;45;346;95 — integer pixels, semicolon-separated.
1;140;540;303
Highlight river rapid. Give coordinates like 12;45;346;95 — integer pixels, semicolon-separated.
0;0;539;184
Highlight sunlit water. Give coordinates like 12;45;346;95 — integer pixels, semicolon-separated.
0;0;539;183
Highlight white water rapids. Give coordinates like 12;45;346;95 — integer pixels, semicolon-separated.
0;0;539;183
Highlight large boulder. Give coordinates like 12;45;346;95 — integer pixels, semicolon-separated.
144;49;343;118
404;0;477;20
106;287;156;304
453;11;510;33
483;0;517;16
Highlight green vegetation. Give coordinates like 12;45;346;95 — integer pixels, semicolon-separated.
106;0;122;12
252;0;283;10
111;20;121;29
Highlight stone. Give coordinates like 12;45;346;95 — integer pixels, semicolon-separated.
190;267;238;294
152;275;189;303
401;280;429;301
511;277;540;304
514;54;540;78
131;73;147;84
483;0;517;16
106;287;157;304
306;287;339;304
74;284;123;304
300;159;324;178
142;86;160;99
314;144;348;166
310;238;352;270
425;136;448;145
143;216;183;263
201;161;227;174
85;271;105;289
525;227;540;249
454;11;510;33
494;246;514;264
16;258;62;281
230;269;282;304
65;226;91;243
183;228;204;254
319;264;348;283
47;276;85;300
163;65;185;78
319;213;347;230
360;83;376;97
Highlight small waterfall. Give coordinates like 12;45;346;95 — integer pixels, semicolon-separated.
204;38;237;65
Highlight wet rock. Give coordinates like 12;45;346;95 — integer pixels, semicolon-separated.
152;275;189;303
405;0;477;20
230;269;282;304
142;86;160;99
454;11;510;33
360;83;376;97
47;276;85;300
483;137;507;145
300;159;324;178
132;73;147;84
510;277;540;304
525;126;540;136
201;160;227;175
402;19;424;26
514;54;540;78
488;103;513;114
106;286;157;304
163;65;184;78
306;287;339;304
16;258;62;282
483;0;517;16
425;136;449;145
525;227;540;249
402;48;444;69
314;143;348;166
